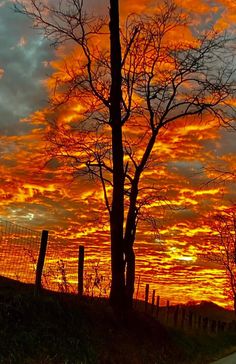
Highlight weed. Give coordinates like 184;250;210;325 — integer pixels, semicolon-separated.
42;260;75;294
84;261;111;297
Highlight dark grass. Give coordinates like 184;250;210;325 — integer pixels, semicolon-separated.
0;277;236;364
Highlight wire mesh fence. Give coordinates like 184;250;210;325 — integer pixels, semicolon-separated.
0;218;41;284
0;219;172;304
42;238;112;297
0;217;111;296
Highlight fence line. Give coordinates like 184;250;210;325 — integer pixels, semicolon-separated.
141;283;236;334
0;221;235;335
0;218;41;284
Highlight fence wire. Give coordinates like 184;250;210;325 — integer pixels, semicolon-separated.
0;218;41;284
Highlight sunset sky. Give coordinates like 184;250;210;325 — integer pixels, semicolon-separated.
0;0;236;308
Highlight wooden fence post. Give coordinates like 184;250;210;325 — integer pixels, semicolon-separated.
78;245;85;297
151;289;156;315
188;310;193;329
35;230;48;295
211;320;216;333
174;305;179;327
231;321;236;331
134;275;141;308
194;313;198;329
156;295;160;320
166;300;170;323
198;315;202;330
203;317;209;332
145;284;149;313
181;307;186;329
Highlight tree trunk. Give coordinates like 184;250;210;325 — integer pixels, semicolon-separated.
124;183;138;308
109;0;126;310
123;133;159;307
124;242;135;308
234;295;236;316
109;124;125;310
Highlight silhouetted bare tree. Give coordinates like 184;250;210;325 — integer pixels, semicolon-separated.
16;0;236;310
207;211;236;313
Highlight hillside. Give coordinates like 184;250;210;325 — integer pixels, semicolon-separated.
186;301;235;322
0;276;236;364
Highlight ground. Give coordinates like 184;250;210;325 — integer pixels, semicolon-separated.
0;276;236;364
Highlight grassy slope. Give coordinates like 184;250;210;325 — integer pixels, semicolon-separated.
0;278;236;364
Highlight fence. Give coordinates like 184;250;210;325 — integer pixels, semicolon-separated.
139;283;236;334
0;218;235;334
0;219;110;297
0;218;42;284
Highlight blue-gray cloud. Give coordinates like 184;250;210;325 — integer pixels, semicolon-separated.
0;1;54;135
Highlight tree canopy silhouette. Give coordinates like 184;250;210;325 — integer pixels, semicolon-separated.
16;0;236;310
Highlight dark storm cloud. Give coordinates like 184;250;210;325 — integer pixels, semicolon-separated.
0;1;54;135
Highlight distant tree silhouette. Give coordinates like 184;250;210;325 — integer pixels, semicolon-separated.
207;210;236;314
16;0;236;311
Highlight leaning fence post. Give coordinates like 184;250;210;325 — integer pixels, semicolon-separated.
35;230;48;295
78;245;85;297
145;284;149;313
